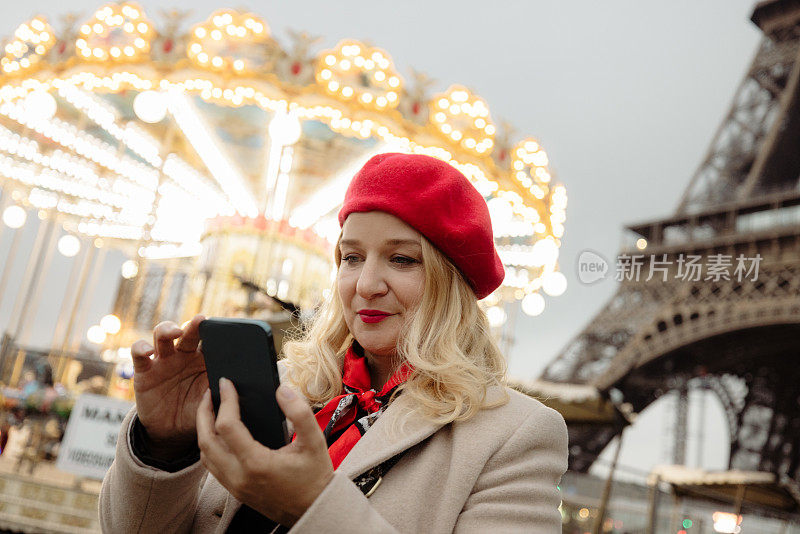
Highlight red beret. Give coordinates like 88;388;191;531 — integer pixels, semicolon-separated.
338;153;504;299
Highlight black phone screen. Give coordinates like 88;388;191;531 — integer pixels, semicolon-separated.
199;318;287;449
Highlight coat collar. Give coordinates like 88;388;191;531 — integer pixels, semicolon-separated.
335;390;443;479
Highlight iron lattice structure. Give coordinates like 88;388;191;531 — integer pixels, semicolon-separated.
541;0;800;494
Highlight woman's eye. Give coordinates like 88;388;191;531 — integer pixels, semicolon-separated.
392;256;418;265
341;255;359;264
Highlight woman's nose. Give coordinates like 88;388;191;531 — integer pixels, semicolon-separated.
356;259;389;298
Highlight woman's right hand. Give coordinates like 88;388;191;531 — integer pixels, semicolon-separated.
130;314;208;452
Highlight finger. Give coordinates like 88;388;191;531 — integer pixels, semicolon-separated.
196;389;236;471
153;321;182;359
275;385;326;452
196;388;226;453
215;378;258;457
175;314;205;353
130;340;154;373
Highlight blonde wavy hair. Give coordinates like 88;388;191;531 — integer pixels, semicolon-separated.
282;233;509;425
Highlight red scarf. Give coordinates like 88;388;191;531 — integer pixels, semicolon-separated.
299;344;411;469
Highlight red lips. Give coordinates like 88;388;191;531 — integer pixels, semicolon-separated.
357;309;393;323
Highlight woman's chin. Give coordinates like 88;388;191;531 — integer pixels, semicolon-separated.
354;336;397;359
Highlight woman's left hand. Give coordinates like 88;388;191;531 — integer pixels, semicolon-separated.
196;378;334;527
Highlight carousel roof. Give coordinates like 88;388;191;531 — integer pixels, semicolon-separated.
0;2;568;310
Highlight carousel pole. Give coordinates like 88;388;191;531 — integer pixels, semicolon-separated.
0;214;56;383
0;184;10;241
52;244;96;382
151;257;179;324
0;210;26;314
48;242;88;356
15;216;63;349
66;245;108;355
120;121;177;334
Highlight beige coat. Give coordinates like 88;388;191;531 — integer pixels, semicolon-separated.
99;386;568;533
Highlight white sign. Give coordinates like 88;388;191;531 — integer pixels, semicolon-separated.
56;393;134;480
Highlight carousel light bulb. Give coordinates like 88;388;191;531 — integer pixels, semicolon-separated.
57;234;81;257
268;110;302;146
2;205;26;228
487;197;514;228
100;314;122;334
486;306;507;328
133;90;167;123
87;325;106;344
23;90;57;121
542;271;567;297
531;238;559;266
521;292;545;317
121;259;138;279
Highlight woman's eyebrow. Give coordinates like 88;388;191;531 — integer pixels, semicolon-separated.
339;238;421;247
385;239;422;247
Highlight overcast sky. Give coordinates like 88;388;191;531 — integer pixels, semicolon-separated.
0;1;762;480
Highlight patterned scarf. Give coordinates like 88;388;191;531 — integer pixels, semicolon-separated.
303;343;412;469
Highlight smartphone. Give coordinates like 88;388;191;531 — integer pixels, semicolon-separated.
198;318;288;449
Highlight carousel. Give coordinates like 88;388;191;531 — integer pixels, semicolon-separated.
0;2;568;400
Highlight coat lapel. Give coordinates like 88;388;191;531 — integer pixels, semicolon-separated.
218;491;241;533
335;392;443;479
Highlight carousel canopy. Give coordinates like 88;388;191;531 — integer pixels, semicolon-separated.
0;2;568;312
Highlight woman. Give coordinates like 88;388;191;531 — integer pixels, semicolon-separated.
99;153;568;533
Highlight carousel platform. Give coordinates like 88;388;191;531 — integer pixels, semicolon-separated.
0;454;100;534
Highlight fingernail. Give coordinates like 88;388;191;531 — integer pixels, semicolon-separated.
219;377;231;390
204;388;210;399
278;385;296;400
143;343;154;352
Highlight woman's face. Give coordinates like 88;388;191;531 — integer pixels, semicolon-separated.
337;211;426;359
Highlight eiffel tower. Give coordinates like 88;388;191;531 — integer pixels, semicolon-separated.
540;0;800;496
